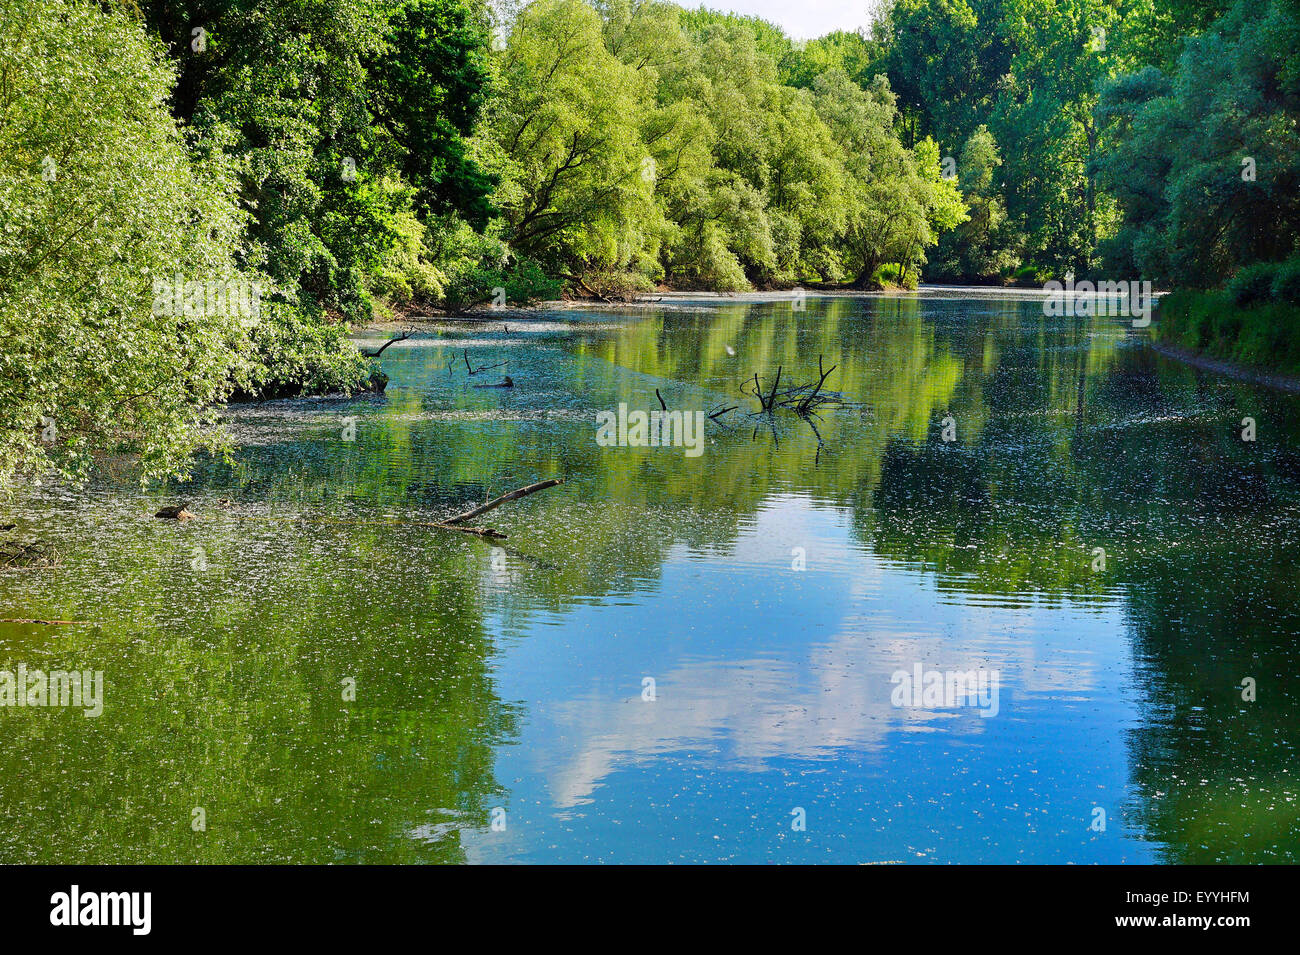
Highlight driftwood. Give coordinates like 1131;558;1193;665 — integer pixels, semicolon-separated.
229;477;565;540
574;275;614;303
0;618;97;626
0;539;58;569
741;354;847;418
441;478;564;528
463;349;508;377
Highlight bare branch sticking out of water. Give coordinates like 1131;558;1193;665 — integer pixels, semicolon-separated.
461;348;507;377
740;354;848;418
362;328;413;357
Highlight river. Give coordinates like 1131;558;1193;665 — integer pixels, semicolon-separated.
2;290;1297;863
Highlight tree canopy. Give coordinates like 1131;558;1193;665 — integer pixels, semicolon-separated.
3;0;1298;484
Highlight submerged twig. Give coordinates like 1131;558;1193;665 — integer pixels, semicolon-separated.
0;618;96;626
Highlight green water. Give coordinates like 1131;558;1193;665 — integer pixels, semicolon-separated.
2;291;1298;863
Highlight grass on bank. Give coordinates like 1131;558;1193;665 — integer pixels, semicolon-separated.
1156;255;1300;379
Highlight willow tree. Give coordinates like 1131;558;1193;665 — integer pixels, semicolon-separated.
0;0;249;486
493;0;659;275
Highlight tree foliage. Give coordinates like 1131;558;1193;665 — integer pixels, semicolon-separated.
1097;0;1300;286
7;0;1296;484
0;0;249;485
494;0;965;289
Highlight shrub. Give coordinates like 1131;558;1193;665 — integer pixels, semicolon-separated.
1010;264;1049;286
1270;254;1300;305
874;263;919;290
1226;261;1280;307
368;180;447;306
504;257;563;304
230;303;372;402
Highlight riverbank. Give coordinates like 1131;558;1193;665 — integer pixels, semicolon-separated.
362;284;1058;332
1149;340;1300;394
1155;287;1300;380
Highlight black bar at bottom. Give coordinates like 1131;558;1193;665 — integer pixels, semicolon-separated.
0;864;1275;941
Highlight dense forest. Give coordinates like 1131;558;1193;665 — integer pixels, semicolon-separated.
2;0;1298;486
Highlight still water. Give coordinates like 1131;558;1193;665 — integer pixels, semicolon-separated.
3;291;1298;863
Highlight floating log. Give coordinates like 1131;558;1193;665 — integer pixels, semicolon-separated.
440;478;564;527
0;618;97;626
229;477;565;541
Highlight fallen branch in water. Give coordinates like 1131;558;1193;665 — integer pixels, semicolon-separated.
228;477;566;540
441;478;564;527
573;274;614;303
740;354;847;418
1;540;59;568
462;348;507;377
0;618;97;626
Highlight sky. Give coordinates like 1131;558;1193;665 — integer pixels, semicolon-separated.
701;0;885;40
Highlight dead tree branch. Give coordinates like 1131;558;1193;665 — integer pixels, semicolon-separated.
362;329;413;357
441;478;565;527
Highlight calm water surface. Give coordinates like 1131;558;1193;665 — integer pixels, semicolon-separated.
3;291;1298;863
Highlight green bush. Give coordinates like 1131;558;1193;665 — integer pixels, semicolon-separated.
874;263;919;290
367;180;447;306
504;257;563;304
443;253;562;309
1226;261;1281;307
1010;264;1049;286
579;269;655;300
229;303;372;402
1270;255;1300;305
1156;287;1300;378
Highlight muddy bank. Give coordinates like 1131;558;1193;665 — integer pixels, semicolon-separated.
1150;340;1300;394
